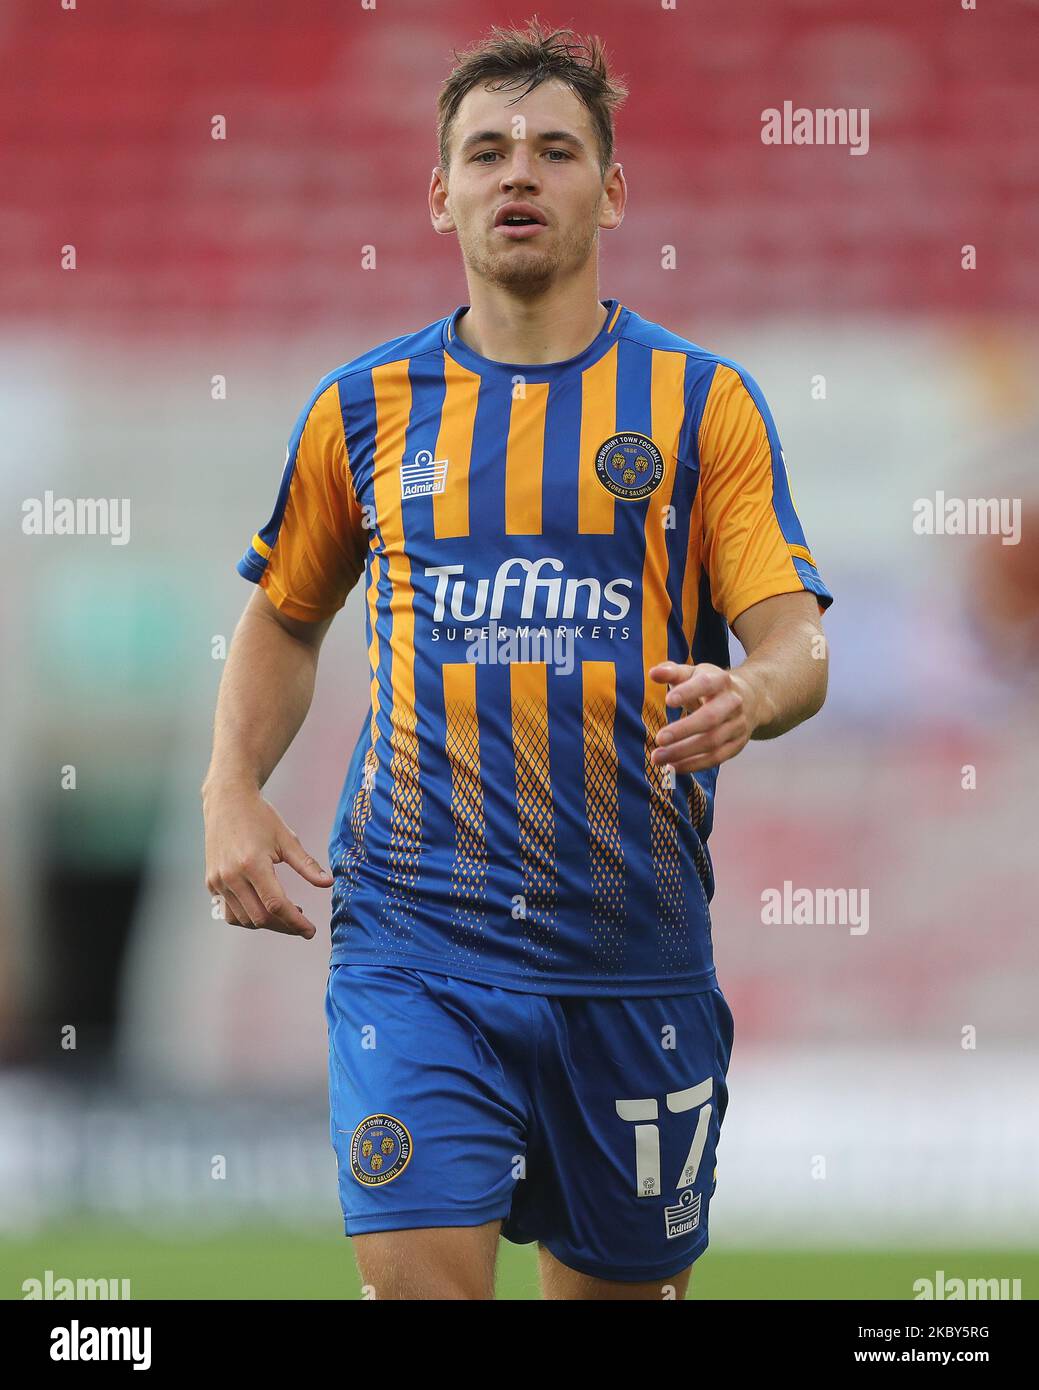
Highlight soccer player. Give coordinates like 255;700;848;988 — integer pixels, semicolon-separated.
202;20;833;1300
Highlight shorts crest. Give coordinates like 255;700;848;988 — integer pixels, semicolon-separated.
349;1114;413;1186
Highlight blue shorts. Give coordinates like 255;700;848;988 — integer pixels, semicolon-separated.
325;963;735;1284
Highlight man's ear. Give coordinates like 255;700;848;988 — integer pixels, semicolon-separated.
429;166;455;234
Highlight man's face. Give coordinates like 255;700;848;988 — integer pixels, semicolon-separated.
430;78;624;295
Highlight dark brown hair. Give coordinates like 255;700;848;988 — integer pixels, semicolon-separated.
436;17;628;178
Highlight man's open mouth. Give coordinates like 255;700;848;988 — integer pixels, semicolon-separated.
494;203;547;229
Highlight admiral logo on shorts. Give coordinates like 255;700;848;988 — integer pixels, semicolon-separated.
664;1188;702;1240
349;1114;413;1186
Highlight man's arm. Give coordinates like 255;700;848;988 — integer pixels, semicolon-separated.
648;590;828;774
202;586;336;939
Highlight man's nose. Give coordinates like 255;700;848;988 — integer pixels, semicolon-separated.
500;148;539;190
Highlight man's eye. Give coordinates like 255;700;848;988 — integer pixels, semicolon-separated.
471;149;570;163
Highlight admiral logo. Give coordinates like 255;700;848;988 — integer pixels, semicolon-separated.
664;1188;702;1239
401;449;449;499
425;557;632;623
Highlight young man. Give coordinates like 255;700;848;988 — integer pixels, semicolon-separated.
203;21;833;1300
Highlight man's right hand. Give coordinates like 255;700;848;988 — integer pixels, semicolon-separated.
202;783;333;939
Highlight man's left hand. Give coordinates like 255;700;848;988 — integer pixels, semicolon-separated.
647;661;763;774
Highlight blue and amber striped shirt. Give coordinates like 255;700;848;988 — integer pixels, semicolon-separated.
237;298;833;995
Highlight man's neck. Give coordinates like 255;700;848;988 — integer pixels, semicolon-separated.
454;277;608;366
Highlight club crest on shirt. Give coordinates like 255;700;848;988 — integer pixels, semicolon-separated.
349;1114;413;1186
594;432;665;501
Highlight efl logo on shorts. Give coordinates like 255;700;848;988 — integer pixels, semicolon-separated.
349;1114;413;1186
594;432;665;501
664;1188;701;1240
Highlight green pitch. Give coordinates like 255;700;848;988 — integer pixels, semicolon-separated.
3;1225;1035;1299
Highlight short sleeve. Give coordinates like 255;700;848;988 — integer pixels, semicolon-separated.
236;378;368;622
696;362;833;626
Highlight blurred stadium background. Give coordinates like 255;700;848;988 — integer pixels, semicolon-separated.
1;0;1037;1299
